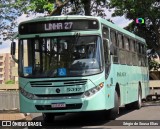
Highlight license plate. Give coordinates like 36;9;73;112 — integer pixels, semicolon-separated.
66;87;84;92
51;103;66;108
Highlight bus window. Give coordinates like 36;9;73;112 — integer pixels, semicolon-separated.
102;27;109;39
110;30;117;46
102;27;110;64
23;40;29;68
103;39;110;77
124;37;130;50
138;43;141;53
141;44;144;54
118;34;123;49
130;39;134;52
133;41;136;52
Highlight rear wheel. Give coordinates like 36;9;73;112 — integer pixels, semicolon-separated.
43;113;55;123
134;88;142;109
125;87;142;110
107;91;119;120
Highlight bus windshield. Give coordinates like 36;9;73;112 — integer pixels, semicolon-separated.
19;35;103;78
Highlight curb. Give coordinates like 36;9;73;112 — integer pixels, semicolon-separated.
0;109;32;121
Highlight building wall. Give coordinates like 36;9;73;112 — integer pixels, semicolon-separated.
0;53;16;84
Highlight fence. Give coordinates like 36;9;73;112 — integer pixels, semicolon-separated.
0;84;19;110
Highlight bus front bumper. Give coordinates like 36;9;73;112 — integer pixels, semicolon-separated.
19;90;107;113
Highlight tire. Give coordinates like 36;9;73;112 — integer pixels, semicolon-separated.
134;88;142;109
107;91;119;120
125;87;142;110
43;113;55;123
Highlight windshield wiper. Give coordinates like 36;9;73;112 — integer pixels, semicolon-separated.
75;32;80;44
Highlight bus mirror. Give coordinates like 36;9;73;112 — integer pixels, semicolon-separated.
11;42;16;55
11;42;18;63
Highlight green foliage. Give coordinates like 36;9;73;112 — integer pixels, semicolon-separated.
108;0;160;53
5;80;15;84
25;0;55;14
0;0;28;40
0;0;110;41
149;60;160;71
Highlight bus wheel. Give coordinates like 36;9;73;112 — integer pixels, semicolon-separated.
107;91;119;120
43;113;55;123
134;88;142;109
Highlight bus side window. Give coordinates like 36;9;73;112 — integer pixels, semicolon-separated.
110;30;119;63
118;34;123;48
130;39;133;52
130;39;136;66
118;34;125;64
110;30;117;46
124;36;130;51
102;27;110;64
102;27;109;39
103;40;111;77
137;43;141;66
133;41;136;52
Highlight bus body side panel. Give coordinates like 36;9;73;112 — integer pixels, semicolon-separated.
110;64;149;105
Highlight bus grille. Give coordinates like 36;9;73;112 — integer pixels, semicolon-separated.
30;79;87;87
35;103;82;110
34;92;83;98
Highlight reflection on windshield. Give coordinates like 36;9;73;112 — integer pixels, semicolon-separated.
19;36;102;77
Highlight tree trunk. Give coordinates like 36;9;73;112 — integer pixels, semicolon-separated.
84;0;91;16
49;0;70;16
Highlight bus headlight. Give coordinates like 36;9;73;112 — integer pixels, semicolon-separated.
20;87;35;99
82;82;104;98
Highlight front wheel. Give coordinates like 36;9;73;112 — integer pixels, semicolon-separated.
43;113;55;123
107;91;119;120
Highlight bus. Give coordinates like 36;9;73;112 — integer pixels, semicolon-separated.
11;15;149;122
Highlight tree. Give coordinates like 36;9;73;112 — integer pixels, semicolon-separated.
27;0;107;17
5;80;15;84
0;0;108;40
108;0;160;54
0;0;27;40
0;0;55;40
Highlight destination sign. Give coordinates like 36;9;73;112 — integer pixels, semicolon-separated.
19;19;99;34
44;22;73;31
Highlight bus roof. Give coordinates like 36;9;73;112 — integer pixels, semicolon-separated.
19;15;145;44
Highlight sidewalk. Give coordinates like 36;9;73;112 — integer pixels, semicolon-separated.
0;110;32;120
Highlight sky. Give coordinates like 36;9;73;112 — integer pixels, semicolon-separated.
0;11;132;54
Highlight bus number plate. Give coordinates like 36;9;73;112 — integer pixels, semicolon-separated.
66;87;82;92
51;103;66;108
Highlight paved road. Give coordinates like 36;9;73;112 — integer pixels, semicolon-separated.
29;101;160;129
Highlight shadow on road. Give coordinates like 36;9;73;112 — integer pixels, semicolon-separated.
29;107;136;128
142;100;160;107
29;101;160;128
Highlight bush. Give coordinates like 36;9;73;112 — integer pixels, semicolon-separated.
5;80;15;84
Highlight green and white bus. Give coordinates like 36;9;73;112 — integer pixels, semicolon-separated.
11;15;149;121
